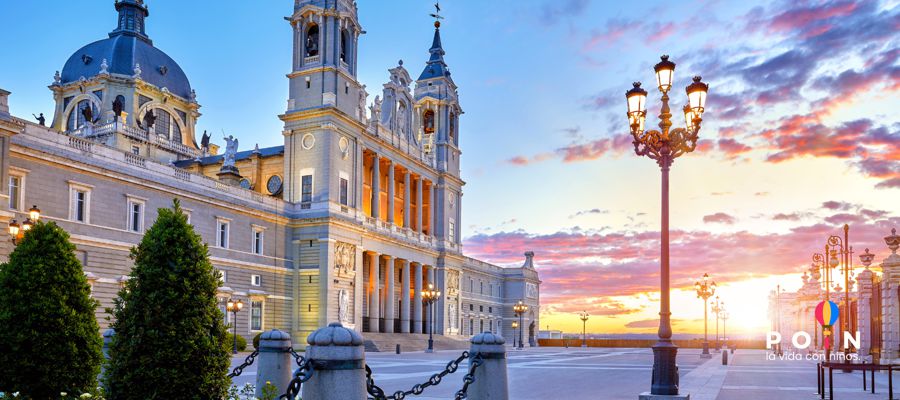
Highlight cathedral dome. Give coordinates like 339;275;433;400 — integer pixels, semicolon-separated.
59;0;192;100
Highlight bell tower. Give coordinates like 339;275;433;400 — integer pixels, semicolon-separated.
285;0;365;119
414;9;464;250
281;0;367;204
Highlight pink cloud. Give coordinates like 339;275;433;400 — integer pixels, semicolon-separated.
703;212;737;224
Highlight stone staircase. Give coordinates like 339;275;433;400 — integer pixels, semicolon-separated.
361;332;471;353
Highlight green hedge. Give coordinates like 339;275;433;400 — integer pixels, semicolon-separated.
226;332;248;352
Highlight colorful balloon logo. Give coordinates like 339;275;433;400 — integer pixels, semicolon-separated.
815;300;839;327
815;300;839;349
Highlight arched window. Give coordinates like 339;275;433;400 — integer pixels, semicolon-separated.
148;108;183;144
423;110;435;134
340;29;349;63
305;24;319;57
449;112;456;140
66;99;98;131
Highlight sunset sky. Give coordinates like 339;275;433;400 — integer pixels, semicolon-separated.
1;1;898;337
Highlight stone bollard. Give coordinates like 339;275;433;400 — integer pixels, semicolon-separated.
256;329;293;399
722;349;728;365
468;332;509;400
302;322;366;400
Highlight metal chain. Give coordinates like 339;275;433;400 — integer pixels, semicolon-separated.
227;349;259;378
366;351;471;400
454;353;484;400
279;353;314;400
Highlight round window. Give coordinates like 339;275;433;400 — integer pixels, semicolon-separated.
266;175;283;195
239;179;252;190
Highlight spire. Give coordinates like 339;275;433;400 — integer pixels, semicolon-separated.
419;2;449;81
110;0;151;43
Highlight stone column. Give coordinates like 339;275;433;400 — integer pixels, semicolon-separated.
857;268;874;360
429;182;436;237
403;171;411;228
256;329;293;398
468;332;509;400
416;177;423;233
384;255;395;333
367;251;380;332
413;262;423;334
387;161;395;225
355;145;364;209
400;259;411;333
302;323;366;400
425;265;435;335
371;154;380;219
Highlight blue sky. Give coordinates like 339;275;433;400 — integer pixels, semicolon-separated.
2;1;898;334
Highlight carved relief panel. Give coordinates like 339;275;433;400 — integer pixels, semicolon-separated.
335;241;356;278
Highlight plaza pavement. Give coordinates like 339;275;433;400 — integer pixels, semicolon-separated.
230;347;897;399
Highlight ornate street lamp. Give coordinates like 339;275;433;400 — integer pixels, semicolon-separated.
422;283;441;353
226;298;243;354
514;300;528;350
694;273;716;358
579;311;590;348
626;55;708;396
511;321;519;348
8;204;41;245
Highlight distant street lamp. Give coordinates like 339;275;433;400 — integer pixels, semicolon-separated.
625;54;709;397
8;204;41;245
694;273;716;358
579;311;590;348
720;309;729;350
514;300;528;350
422;283;441;353
711;296;722;351
511;321;519;348
226;298;243;354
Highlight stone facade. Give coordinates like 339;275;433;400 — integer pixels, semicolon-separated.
0;0;540;347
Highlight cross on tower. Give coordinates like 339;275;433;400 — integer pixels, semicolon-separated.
429;1;444;24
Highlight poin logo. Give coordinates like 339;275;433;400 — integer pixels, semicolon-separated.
767;300;860;351
815;300;839;350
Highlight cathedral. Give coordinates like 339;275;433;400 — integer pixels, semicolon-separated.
0;0;541;349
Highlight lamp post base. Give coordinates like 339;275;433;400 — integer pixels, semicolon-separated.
639;393;691;400
700;341;711;358
650;341;681;396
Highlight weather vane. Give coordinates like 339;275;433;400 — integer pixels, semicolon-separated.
430;1;444;26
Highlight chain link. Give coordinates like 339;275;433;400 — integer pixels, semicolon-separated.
366;351;471;400
227;349;259;378
454;353;483;400
279;352;314;400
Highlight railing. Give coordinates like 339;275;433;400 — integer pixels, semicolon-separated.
304;55;320;65
17;124;283;211
68;136;93;154
73;121;197;158
124;153;146;168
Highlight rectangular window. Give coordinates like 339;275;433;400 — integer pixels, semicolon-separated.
216;219;230;248
127;198;144;232
251;274;261;287
339;177;349;206
218;270;227;284
252;228;264;255
68;182;93;223
8;176;20;210
131;145;140;155
301;174;313;208
251;301;263;331
449;218;456;243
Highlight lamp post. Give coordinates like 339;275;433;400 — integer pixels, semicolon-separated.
626;54;709;397
694;273;716;358
226;298;243;354
8;205;41;245
579;311;589;348
721;310;729;350
422;283;440;353
514;300;528;350
511;321;519;348
711;296;721;352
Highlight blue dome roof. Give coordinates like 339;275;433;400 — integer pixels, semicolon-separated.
59;0;192;100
